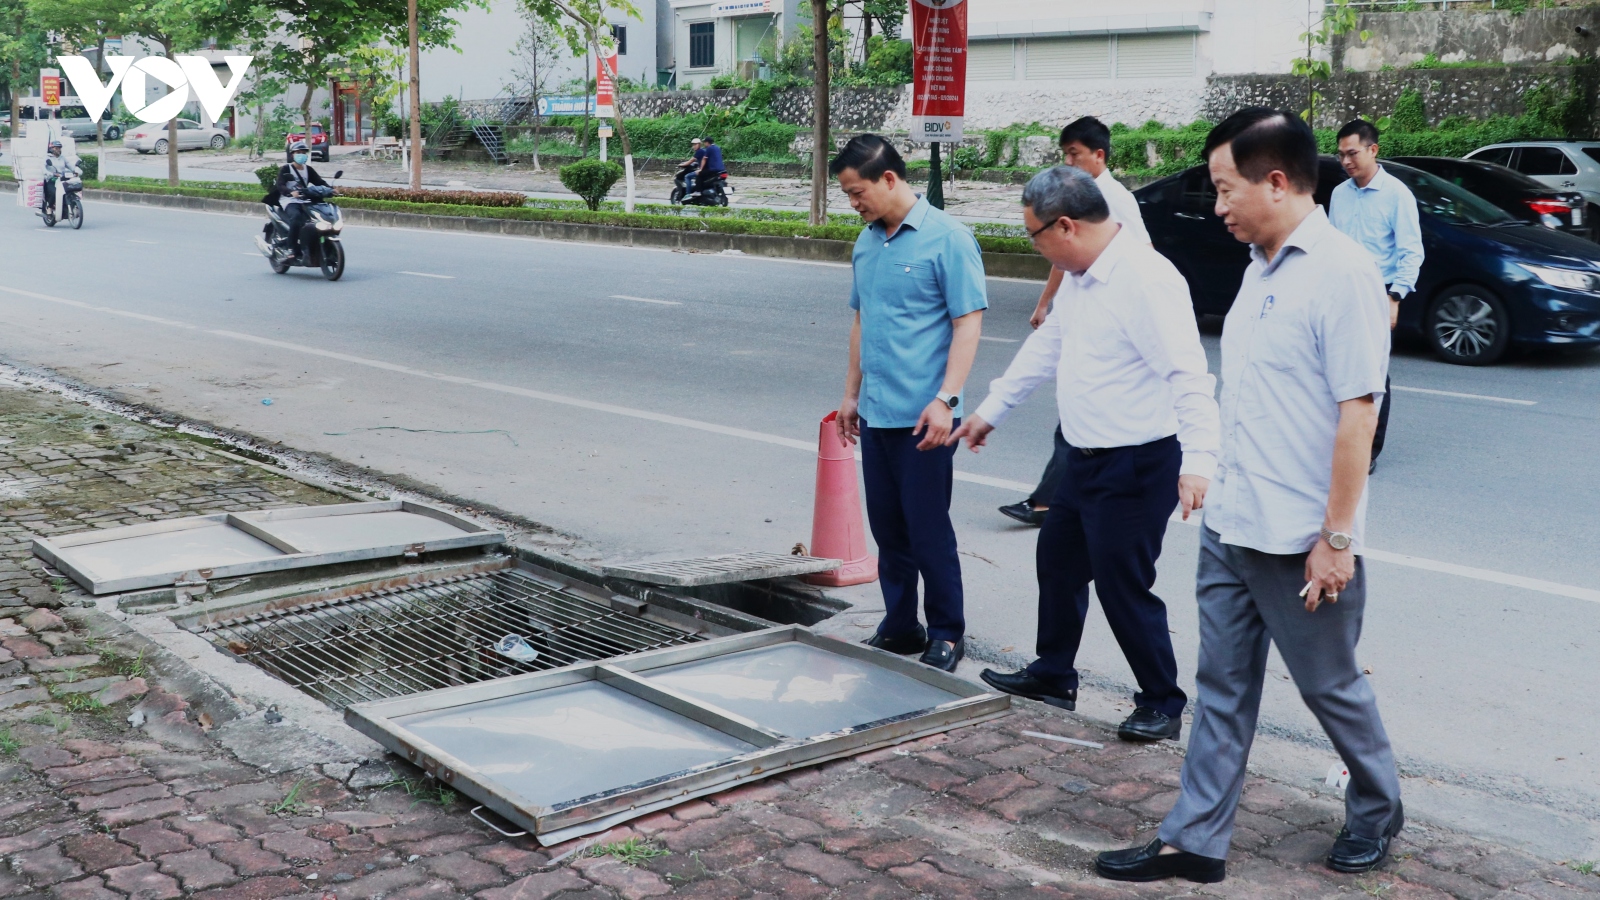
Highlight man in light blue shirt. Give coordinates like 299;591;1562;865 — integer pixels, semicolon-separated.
1330;119;1423;470
832;134;988;673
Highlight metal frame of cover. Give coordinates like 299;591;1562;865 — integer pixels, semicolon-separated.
33;501;504;595
344;626;1010;845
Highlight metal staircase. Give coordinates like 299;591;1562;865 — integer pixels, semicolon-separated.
472;123;507;163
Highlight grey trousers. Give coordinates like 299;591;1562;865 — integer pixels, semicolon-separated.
1159;527;1402;860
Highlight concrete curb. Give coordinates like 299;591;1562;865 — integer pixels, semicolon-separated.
64;185;1052;280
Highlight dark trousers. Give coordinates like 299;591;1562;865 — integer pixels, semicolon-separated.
280;204;310;256
1025;434;1188;718
1027;426;1070;507
1372;375;1392;461
859;421;965;644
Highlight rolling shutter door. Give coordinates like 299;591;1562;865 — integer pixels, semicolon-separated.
1114;33;1195;78
1025;37;1111;80
966;40;1015;81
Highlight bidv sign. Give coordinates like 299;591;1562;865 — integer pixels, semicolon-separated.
56;55;252;125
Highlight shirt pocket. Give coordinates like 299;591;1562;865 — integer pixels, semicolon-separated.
884;257;940;304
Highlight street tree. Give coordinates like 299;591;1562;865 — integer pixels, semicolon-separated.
0;0;49;131
122;0;255;186
809;0;829;225
516;0;641;211
507;6;565;171
27;0;127;181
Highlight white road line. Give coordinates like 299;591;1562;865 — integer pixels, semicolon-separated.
399;271;454;279
2;281;1591;605
1391;384;1535;406
979;336;1020;343
611;295;682;306
240;252;258;257
128;240;157;245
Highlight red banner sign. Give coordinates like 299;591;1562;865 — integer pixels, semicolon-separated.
595;52;619;118
910;0;967;142
40;71;61;108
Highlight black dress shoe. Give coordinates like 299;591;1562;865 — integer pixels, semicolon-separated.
979;669;1076;711
919;638;963;672
998;501;1047;526
863;623;928;656
1327;801;1404;873
1096;839;1225;883
1118;706;1182;742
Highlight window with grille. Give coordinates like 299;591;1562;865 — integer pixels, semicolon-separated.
690;22;715;69
611;25;628;56
1025;37;1110;80
1115;33;1195;78
967;40;1015;81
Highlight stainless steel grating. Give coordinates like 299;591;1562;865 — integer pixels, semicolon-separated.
203;569;703;709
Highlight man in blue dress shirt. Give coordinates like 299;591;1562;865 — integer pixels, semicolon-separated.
1329;120;1423;471
831;134;988;673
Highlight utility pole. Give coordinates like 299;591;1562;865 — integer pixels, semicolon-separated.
809;0;829;226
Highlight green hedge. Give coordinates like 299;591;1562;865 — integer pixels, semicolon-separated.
74;180;1034;253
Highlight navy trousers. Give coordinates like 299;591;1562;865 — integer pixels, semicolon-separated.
859;422;965;644
1027;426;1071;507
1025;434;1188;718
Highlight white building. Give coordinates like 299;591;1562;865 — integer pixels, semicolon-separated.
960;0;1314;128
664;0;802;88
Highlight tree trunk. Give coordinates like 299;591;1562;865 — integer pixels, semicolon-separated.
160;39;178;186
580;45;591;156
809;0;830;226
861;2;872;66
94;35;106;181
408;0;422;189
301;83;314;138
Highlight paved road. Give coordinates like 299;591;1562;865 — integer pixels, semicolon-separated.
2;197;1597;859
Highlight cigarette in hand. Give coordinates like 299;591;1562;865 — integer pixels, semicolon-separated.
1298;581;1314;598
1299;580;1321;612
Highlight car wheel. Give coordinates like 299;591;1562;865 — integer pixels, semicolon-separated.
154;139;169;154
210;134;227;150
105;125;121;141
1427;286;1511;366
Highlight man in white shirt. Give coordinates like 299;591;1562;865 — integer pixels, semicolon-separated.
950;165;1219;743
1096;108;1402;886
999;116;1154;528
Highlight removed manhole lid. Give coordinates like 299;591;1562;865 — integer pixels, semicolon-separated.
602;551;842;587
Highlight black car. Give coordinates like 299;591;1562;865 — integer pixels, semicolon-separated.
1390;155;1591;241
1136;158;1600;365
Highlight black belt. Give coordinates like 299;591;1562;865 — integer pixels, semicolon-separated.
1076;446;1113;457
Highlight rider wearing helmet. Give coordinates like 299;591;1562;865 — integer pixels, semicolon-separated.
696;136;726;196
682;138;704;196
272;139;329;262
42;140;80;214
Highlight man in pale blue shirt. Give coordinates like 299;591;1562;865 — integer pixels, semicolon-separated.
1330;119;1423;470
832;134;988;673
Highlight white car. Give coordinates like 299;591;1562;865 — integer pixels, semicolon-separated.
1465;141;1600;208
123;118;230;154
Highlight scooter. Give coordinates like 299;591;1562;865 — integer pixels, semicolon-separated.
255;170;345;281
671;162;731;207
40;175;84;230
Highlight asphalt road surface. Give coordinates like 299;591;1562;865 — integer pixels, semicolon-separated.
2;196;1597;860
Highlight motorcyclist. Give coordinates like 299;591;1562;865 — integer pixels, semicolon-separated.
695;136;726;199
41;141;81;215
272;140;328;262
682;137;704;197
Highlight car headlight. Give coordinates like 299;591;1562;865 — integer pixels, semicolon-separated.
1518;263;1600;293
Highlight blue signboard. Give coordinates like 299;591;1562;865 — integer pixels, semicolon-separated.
538;96;595;116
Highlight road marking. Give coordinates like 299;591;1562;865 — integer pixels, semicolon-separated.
1391;385;1535;406
980;336;1019;343
128;240;157;245
399;271;454;279
611;295;682;306
240;252;258;257
3;281;1592;606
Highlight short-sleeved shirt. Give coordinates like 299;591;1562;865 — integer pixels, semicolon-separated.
701;144;725;174
850;195;990;428
1203;206;1390;555
1095;169;1150;244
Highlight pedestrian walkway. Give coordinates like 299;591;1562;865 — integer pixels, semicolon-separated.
0;376;1595;899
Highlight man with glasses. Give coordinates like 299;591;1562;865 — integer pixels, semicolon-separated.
949;166;1219;742
1330;119;1422;472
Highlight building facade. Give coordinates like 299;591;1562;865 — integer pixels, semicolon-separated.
664;0;803;88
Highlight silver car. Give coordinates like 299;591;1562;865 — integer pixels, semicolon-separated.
123;118;230;154
1465;141;1600;207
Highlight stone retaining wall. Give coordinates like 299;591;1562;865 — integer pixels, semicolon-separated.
610;85;908;130
1340;7;1600;72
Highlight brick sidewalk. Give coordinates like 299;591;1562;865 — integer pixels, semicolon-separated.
0;379;1597;899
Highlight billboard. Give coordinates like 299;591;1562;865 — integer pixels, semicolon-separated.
909;0;967;143
596;53;619;119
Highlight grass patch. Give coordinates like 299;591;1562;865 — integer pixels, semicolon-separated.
113;650;147;680
59;693;104;713
271;779;310;815
1570;860;1598;876
590;837;670;865
377;776;458;808
0;727;18;755
28;712;71;732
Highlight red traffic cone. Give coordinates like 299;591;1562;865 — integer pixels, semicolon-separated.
803;411;878;586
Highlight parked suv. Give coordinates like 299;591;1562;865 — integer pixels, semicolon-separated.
13;100;122;140
1465;141;1600;207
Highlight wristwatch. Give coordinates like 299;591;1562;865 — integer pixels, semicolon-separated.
936;391;959;409
1320;526;1353;551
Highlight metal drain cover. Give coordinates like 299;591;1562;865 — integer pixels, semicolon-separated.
602;551;842;587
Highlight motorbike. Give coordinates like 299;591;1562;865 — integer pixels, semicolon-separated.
671;161;731;207
255;170;346;281
40;175;84;230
